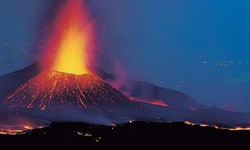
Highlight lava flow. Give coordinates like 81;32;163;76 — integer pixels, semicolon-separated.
5;70;133;110
184;121;250;131
3;0;134;110
3;0;250;134
0;124;43;135
129;97;170;107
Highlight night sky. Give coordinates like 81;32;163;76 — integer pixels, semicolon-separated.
0;0;250;112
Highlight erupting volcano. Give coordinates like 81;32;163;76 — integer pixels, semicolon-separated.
4;0;103;109
2;0;250;137
4;0;137;110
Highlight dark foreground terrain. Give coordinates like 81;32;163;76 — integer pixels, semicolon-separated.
0;121;248;147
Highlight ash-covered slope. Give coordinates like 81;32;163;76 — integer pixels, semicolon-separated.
4;70;137;110
88;66;207;110
0;61;41;97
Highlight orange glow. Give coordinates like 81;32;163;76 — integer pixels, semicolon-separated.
24;125;34;130
5;70;135;110
0;124;44;135
0;131;7;135
77;132;84;136
229;127;250;131
184;121;195;126
199;123;209;127
52;25;88;74
213;125;219;129
184;120;250;131
84;133;93;137
130;97;170;107
43;0;95;75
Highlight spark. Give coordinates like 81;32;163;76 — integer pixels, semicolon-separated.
84;133;93;137
42;0;96;75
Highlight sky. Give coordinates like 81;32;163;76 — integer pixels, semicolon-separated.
0;0;250;112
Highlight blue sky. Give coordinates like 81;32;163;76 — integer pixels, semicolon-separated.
0;0;250;112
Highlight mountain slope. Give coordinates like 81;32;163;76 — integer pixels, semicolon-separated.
88;66;207;110
4;70;137;110
2;60;250;131
0;60;207;110
0;61;42;97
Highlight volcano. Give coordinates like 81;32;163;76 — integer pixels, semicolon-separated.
2;0;250;136
0;60;205;110
2;61;250;132
4;70;137;110
1;0;137;111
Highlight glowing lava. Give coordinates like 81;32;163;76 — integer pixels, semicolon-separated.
184;121;250;131
3;0;138;111
43;0;95;75
129;97;170;107
0;124;45;135
5;70;135;110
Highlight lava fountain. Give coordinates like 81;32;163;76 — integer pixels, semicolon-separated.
42;0;95;74
3;0;250;133
4;0;136;110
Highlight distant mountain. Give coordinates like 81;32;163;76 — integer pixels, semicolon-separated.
0;59;207;110
0;61;41;97
88;66;208;110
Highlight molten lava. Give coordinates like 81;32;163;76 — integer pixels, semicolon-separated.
3;0;138;111
0;124;44;135
43;0;95;75
129;97;170;107
5;70;134;110
184;121;250;131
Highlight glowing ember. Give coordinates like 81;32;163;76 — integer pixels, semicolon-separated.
228;127;250;131
199;123;209;127
43;0;95;75
184;121;195;126
4;70;134;110
130;97;170;107
84;133;93;137
0;124;45;135
184;121;250;131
